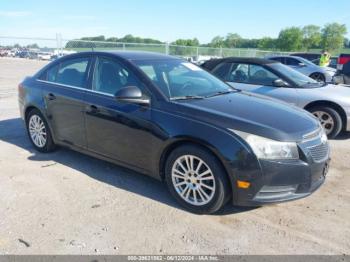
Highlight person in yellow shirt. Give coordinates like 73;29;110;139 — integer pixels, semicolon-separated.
319;50;331;67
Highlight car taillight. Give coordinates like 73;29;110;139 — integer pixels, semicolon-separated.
18;83;24;97
338;56;350;65
338;57;346;65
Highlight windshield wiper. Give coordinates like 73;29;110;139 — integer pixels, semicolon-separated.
205;90;237;98
170;95;205;101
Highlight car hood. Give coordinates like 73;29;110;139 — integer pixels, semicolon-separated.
174;91;319;142
325;67;336;72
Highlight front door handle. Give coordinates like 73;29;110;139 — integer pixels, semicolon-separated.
87;105;100;114
47;93;56;101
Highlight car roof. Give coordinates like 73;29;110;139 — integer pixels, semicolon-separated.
69;50;179;61
268;55;301;59
217;57;278;65
201;57;278;70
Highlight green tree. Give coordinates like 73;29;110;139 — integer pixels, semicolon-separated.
172;38;199;46
26;43;39;49
321;23;347;51
210;36;225;48
224;33;242;48
277;27;303;51
258;37;277;50
81;35;105;41
302;25;321;50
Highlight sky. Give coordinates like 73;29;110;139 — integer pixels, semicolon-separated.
1;0;350;44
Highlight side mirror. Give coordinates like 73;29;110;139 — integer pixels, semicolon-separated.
298;62;306;67
115;86;150;105
273;79;288;87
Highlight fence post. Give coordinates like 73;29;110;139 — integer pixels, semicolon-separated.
56;33;63;55
196;47;199;59
123;43;126;51
165;42;169;55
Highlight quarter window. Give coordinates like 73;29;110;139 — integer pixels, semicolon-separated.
212;63;231;80
285;58;300;66
40;57;90;88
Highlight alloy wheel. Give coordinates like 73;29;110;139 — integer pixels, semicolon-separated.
28;115;47;148
171;155;216;206
313;111;334;135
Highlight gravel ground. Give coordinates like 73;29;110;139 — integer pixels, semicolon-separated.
0;57;349;255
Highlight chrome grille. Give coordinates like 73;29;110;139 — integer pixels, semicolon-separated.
308;142;329;162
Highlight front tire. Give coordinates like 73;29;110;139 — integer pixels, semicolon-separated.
309;106;342;139
165;145;230;214
26;109;56;152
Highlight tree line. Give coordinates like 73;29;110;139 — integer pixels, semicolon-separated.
208;23;348;51
5;23;347;53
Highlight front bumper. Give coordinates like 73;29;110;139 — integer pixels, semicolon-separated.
231;135;330;206
233;158;329;206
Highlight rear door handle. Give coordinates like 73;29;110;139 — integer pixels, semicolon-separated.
47;93;56;101
87;104;100;114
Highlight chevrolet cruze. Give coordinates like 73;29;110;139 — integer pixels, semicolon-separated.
18;51;330;214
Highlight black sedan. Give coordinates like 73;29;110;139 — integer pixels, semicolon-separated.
18;51;330;214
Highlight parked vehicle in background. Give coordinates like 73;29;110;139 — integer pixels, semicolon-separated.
337;54;350;71
291;53;338;69
7;49;17;57
37;52;53;60
202;57;350;138
0;49;9;57
18;51;329;214
266;55;336;83
292;52;321;62
16;50;38;59
311;57;338;69
334;61;350;85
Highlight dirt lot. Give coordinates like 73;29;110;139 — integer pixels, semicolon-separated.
0;57;349;255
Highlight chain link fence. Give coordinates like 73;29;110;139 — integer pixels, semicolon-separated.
0;36;290;61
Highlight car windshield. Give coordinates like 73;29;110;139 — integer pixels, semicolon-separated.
133;59;234;100
269;63;320;87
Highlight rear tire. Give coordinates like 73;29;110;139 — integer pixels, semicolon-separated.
309;73;325;83
26;109;56;153
308;106;342;139
164;145;230;214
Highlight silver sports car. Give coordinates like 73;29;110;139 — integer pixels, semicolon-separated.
203;57;350;138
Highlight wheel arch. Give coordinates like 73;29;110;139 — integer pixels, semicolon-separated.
304;100;347;130
158;138;235;193
309;72;325;80
24;105;39;121
24;105;57;141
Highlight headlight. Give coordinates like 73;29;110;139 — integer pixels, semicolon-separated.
229;129;299;160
